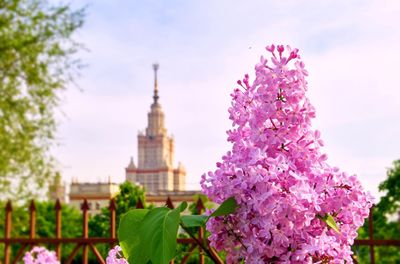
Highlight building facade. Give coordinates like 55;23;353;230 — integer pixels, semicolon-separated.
126;64;186;194
69;179;119;216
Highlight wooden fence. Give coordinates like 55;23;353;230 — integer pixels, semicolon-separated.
0;197;217;264
1;200;399;264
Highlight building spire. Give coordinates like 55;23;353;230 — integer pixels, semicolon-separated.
153;63;159;103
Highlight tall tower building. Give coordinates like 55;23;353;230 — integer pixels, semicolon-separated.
126;64;186;193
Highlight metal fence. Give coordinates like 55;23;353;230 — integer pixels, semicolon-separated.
1;200;399;264
0;197;216;264
353;206;400;264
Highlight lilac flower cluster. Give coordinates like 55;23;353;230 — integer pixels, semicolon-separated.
106;246;128;264
23;246;59;264
201;45;373;263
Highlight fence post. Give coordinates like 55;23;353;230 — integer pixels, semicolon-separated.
196;198;205;264
165;197;174;264
4;201;12;264
109;199;116;244
29;200;36;241
55;199;62;259
81;199;90;264
136;198;144;209
369;206;375;264
166;196;174;209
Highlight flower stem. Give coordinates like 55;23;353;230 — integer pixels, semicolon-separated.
179;221;224;264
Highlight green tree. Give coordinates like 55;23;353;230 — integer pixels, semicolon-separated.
0;0;85;200
115;181;147;217
377;160;400;215
354;160;400;263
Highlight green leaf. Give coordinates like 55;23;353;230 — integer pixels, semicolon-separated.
118;209;149;260
133;206;181;264
180;215;208;227
208;197;239;220
325;213;340;233
177;201;188;212
318;213;340;233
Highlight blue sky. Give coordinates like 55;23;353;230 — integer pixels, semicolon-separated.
54;0;400;198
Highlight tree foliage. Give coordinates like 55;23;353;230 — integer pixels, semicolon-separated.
115;181;147;217
0;0;85;199
377;160;400;215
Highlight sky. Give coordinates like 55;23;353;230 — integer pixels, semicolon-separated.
53;0;400;199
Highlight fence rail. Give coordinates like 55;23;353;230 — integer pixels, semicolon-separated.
1;200;399;264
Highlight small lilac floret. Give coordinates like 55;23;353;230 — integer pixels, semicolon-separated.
23;246;59;264
106;246;128;264
201;44;373;263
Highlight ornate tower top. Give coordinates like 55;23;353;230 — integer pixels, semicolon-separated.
153;63;159;104
146;63;166;137
125;63;187;192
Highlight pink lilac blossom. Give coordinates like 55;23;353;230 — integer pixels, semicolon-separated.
106;246;128;264
23;246;59;264
201;44;373;263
